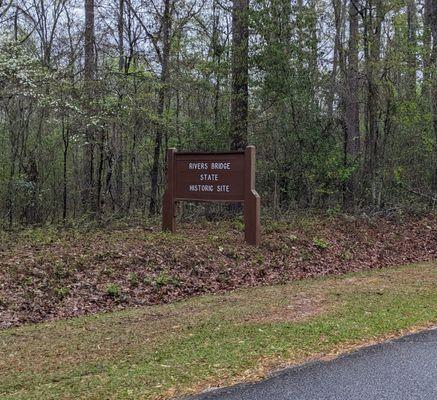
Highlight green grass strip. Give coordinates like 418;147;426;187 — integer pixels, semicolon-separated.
1;261;436;399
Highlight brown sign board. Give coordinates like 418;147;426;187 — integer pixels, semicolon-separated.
162;146;260;245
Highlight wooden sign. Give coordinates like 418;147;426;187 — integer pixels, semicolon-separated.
162;146;260;245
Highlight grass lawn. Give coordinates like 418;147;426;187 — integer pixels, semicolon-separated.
1;261;436;399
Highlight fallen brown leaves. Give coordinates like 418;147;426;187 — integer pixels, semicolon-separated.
0;214;436;329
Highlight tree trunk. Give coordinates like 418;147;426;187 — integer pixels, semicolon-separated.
423;0;432;95
230;0;249;150
212;0;222;134
328;0;343;118
113;0;124;210
96;131;105;220
149;0;172;216
429;0;437;190
83;0;95;214
343;0;361;207
62;118;69;222
363;0;383;202
406;0;417;100
346;0;360;156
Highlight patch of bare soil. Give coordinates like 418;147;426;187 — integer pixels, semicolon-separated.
0;214;436;328
248;294;328;324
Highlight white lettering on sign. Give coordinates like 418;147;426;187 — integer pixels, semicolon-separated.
217;185;230;192
188;184;231;193
211;162;231;170
189;184;214;192
189;162;208;170
199;174;218;181
185;161;234;194
187;162;231;170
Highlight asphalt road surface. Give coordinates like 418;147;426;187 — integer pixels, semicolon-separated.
187;328;437;400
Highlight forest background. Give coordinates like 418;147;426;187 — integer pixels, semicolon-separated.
0;0;436;229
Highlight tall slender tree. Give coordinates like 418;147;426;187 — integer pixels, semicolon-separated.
346;0;360;157
230;0;249;150
344;0;361;205
429;0;437;189
406;0;417;100
112;0;125;210
328;0;344;119
363;0;383;202
83;0;96;212
149;0;172;215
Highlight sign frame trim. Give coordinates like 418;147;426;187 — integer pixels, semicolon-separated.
162;146;260;246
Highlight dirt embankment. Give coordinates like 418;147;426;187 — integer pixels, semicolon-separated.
1;215;436;329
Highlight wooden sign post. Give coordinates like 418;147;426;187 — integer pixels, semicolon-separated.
162;146;260;245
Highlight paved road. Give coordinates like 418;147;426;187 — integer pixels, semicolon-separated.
187;328;437;400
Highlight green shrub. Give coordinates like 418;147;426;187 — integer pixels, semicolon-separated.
143;276;154;286
106;283;121;297
129;272;139;286
155;272;180;287
313;238;330;249
54;287;70;299
233;217;244;232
